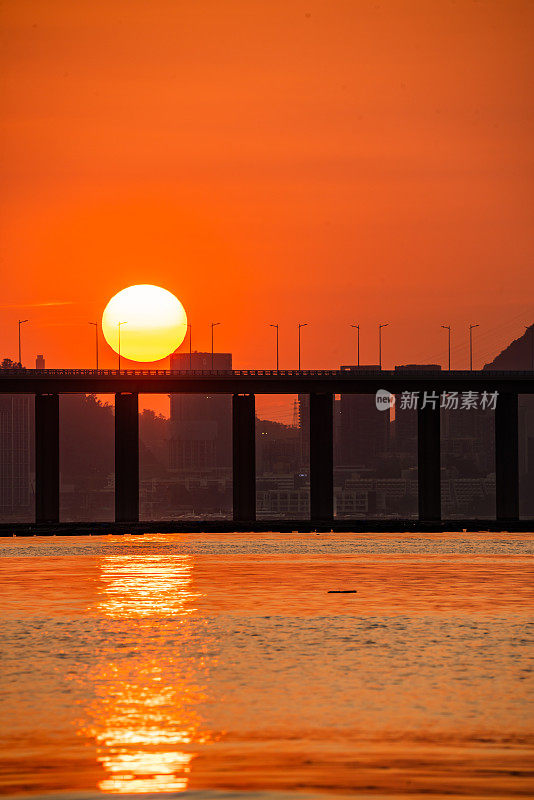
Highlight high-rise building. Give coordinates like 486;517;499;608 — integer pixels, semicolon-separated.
35;355;45;369
393;365;441;454
170;351;233;373
0;395;32;517
336;365;389;467
168;352;232;471
298;366;390;467
297;393;309;461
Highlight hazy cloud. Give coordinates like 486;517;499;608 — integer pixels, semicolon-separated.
0;301;75;309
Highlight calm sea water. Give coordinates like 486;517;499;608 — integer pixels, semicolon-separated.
0;532;533;799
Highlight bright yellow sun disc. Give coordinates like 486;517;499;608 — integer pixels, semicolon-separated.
102;285;187;362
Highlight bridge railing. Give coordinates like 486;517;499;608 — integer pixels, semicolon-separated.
1;367;345;377
1;367;533;378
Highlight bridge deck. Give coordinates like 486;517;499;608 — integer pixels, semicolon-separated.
1;368;533;394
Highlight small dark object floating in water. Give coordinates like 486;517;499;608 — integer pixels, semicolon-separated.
327;590;357;593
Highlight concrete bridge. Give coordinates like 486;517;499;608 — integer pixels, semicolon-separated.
1;367;533;529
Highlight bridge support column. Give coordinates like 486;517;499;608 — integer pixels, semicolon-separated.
35;393;59;524
115;392;139;523
495;392;519;521
310;393;333;521
233;393;256;522
418;404;441;521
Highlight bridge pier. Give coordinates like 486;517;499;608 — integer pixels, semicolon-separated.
310;392;334;521
233;393;256;522
115;392;139;523
418;404;441;521
35;393;59;524
495;392;519;521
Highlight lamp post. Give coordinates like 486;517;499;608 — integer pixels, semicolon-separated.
298;323;308;370
269;324;279;370
187;323;192;370
118;321;127;372
350;323;360;366
18;319;28;366
378;323;388;368
89;322;99;370
441;324;451;370
210;322;220;370
469;323;479;370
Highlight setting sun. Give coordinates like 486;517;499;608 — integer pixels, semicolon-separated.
102;284;187;362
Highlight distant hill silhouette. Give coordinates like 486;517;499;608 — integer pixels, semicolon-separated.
483;323;534;370
60;395;169;484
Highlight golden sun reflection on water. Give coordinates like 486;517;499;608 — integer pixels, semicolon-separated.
82;554;215;793
96;554;201;618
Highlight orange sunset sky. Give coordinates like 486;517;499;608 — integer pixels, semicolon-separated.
1;1;533;391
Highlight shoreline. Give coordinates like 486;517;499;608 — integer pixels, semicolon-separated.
1;518;533;536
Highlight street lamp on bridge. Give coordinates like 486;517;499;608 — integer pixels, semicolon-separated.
350;323;360;366
441;324;451;370
378;323;388;369
118;321;127;372
211;322;220;370
89;322;99;370
269;324;279;370
18;319;28;366
469;323;479;371
187;323;192;370
298;323;308;370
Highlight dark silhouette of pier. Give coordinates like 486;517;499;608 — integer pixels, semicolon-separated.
1;367;533;533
